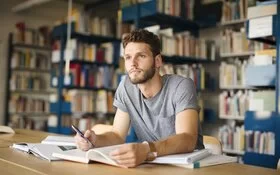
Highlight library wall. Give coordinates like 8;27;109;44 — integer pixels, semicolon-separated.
0;0;82;125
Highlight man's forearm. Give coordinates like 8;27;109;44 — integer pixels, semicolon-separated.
95;131;125;147
154;133;197;157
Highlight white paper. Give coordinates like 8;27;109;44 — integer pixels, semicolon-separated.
249;16;273;38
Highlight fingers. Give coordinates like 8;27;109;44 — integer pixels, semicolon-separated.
74;130;95;151
109;144;139;168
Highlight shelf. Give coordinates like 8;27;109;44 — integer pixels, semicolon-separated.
10;112;51;116
219;19;247;26
219;86;256;90
223;148;245;155
52;59;118;67
65;112;115;116
12;67;50;73
246;15;277;45
13;43;52;51
52;23;121;43
63;86;116;91
163;55;215;64
220;115;244;121
122;1;201;34
10;90;55;94
220;51;254;58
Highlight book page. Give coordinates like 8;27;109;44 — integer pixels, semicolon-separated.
41;136;76;146
86;144;123;167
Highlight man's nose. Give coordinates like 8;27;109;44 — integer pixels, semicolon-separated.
131;57;138;66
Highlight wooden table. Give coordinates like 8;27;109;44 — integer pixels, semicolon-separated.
0;129;279;175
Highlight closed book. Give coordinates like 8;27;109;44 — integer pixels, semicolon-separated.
147;149;211;164
173;154;237;169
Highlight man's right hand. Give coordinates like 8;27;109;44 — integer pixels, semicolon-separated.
74;130;96;151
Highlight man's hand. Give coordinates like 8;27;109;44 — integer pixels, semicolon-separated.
109;143;150;168
74;130;96;151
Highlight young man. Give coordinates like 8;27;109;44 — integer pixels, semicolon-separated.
75;29;204;168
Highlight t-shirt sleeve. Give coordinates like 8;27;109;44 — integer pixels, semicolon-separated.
174;78;200;114
113;77;128;112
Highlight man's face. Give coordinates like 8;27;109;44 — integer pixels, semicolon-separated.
123;42;156;84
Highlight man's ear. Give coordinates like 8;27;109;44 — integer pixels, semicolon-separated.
155;54;163;68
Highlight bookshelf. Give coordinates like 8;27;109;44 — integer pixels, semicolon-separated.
242;0;280;169
49;21;121;134
121;0;222;124
4;30;52;131
217;0;261;159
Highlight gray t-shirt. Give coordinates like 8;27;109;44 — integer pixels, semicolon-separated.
113;74;204;149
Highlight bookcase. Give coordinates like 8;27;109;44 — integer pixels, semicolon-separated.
218;1;259;159
242;0;280;169
49;19;121;134
4;24;53;131
121;0;222;125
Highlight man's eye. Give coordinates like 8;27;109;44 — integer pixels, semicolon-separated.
140;55;145;58
124;57;130;60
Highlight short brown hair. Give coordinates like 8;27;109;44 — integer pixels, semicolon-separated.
122;29;161;57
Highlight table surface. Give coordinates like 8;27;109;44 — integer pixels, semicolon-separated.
0;129;279;175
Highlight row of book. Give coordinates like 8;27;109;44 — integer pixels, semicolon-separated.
64;90;115;114
219;90;249;119
51;64;120;89
69;9;117;37
10;72;49;91
14;22;51;46
11;50;50;70
9;115;48;131
146;26;216;60
221;0;256;22
9;95;49;114
245;130;275;155
219;90;275;117
219;124;245;152
52;39;120;65
220;28;268;54
219;123;275;155
120;0;195;20
219;60;247;88
160;63;205;90
48;115;114;132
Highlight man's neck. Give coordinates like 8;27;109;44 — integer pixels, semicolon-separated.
138;74;163;99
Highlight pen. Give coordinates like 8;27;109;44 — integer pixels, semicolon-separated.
71;125;95;148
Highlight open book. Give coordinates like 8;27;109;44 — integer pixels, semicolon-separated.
52;144;125;167
11;135;77;161
41;135;76;146
11;143;76;161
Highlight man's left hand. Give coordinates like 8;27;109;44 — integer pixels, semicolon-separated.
109;143;149;168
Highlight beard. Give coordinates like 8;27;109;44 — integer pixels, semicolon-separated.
128;62;156;84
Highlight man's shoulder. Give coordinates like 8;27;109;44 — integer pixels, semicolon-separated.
164;74;194;85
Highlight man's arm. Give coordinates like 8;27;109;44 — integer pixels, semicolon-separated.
154;109;198;156
74;108;130;149
109;109;199;167
94;108;131;147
